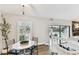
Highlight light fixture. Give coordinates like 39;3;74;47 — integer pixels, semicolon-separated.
50;18;53;21
22;5;25;15
21;4;32;15
21;4;32;9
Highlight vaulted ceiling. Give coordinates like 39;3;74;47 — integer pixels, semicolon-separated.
0;4;79;20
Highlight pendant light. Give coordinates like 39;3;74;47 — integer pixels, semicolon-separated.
22;5;25;15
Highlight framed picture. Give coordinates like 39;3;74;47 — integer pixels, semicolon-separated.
72;21;79;36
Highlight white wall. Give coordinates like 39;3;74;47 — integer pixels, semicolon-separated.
0;13;78;51
0;14;50;48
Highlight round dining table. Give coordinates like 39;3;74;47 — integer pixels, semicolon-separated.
10;41;35;55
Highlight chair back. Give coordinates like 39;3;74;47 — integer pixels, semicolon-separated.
32;37;38;46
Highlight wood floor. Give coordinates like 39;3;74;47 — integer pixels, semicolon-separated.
38;44;49;55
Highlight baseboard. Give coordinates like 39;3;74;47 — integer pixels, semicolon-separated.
45;43;49;46
38;42;45;45
38;42;49;46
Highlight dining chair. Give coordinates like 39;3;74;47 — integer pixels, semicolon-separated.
18;48;32;55
31;37;38;55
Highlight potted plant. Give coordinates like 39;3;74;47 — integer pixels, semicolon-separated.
0;14;10;55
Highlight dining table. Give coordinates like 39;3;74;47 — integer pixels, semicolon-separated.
10;41;35;55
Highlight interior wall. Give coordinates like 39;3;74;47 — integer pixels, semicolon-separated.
0;13;77;51
0;14;50;48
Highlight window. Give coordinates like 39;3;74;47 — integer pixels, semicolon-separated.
17;21;32;44
49;25;70;39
